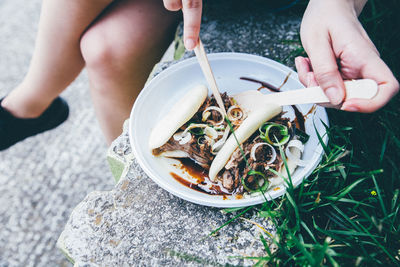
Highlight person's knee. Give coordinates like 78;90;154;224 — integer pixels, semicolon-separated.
80;28;115;71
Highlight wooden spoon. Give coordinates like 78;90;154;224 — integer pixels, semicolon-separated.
233;79;378;114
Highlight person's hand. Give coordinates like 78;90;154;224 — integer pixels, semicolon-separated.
163;0;202;50
296;0;399;112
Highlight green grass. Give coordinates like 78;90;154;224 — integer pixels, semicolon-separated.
207;0;400;266
170;1;399;265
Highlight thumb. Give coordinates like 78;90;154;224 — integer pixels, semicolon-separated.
306;37;345;105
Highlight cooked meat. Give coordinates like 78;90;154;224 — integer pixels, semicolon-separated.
233;167;240;190
221;168;241;193
225;147;243;170
152;136;214;169
218;117;292;192
195;93;234;125
222;170;234;191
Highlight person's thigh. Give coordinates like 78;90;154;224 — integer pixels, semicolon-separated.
80;0;180;142
81;0;179;72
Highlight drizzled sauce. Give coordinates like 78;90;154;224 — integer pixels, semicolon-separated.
292;105;305;131
170;172;206;193
305;105;317;118
171;158;233;198
174;158;206;183
240;77;280;92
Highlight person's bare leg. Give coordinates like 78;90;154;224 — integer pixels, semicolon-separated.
80;0;179;143
1;0;113;118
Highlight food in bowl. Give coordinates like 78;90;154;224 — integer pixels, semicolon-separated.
148;84;309;197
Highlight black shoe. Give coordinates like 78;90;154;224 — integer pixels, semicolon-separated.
0;97;69;151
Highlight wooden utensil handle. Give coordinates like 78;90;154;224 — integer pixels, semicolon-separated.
264;79;378;106
343;79;378;100
194;40;227;116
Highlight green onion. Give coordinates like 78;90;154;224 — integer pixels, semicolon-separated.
259;122;290;146
241;170;269;192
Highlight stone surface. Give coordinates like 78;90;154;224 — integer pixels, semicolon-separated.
0;1;114;266
58;122;275;266
0;0;302;265
58;2;303;265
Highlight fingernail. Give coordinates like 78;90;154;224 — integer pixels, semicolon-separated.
185;39;196;50
325;87;343;105
341;105;359;112
294;57;300;68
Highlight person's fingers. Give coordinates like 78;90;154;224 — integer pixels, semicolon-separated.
295;56;312;87
306;72;319;87
163;0;182;11
306;36;346;106
181;0;202;50
295;56;338;108
308;71;336;108
341;56;399;113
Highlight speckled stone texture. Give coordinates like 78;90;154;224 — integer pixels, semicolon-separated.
58;2;303;265
0;0;302;266
0;1;114;266
58;122;275;266
196;0;301;62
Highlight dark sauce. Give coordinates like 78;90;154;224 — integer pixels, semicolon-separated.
292;105;305;131
240;76;306;131
294;104;316;131
175;158;206;183
170;172;208;194
305;105;317;118
171;158;235;197
240;77;280;92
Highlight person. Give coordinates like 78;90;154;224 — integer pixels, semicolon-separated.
0;0;180;150
164;0;398;112
0;0;398;151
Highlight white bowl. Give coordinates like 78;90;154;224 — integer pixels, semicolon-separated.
129;53;328;208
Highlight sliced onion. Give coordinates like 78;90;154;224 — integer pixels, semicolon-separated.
202;111;211;122
213;125;226;136
250;142;276;164
285;139;307;167
173;131;192;145
197;136;207;145
205;136;215;146
202;106;224;125
204;126;218;139
211;127;230;154
227;105;244;121
213;125;225;131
